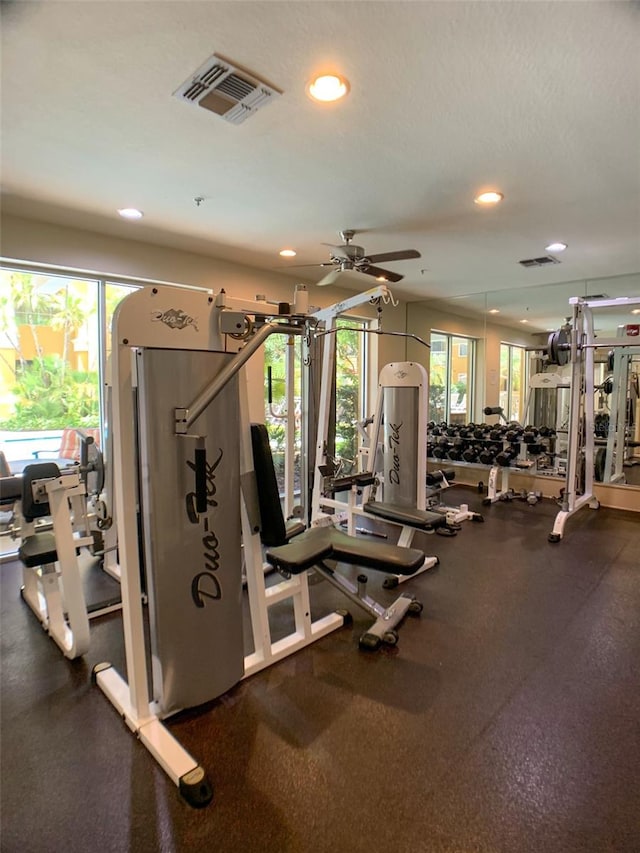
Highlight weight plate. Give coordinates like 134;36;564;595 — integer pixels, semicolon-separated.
547;328;570;366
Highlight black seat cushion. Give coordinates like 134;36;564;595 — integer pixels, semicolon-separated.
266;526;425;576
19;532;58;568
364;501;446;530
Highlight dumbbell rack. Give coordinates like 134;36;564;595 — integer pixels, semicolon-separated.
427;420;561;505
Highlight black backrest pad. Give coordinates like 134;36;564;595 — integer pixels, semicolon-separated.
250;424;288;547
21;463;61;521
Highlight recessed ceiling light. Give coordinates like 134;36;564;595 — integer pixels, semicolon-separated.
631;308;640;315
488;309;500;314
279;249;297;257
545;242;567;252
118;208;143;220
376;276;388;282
519;319;529;324
307;74;349;103
474;191;503;205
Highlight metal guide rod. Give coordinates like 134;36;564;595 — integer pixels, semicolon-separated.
179;322;303;431
314;327;431;349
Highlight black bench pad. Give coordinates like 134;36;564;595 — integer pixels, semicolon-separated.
19;532;58;568
330;472;377;493
364;501;446;530
0;475;22;505
266;526;425;576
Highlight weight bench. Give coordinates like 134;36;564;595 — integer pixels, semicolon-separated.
362;499;451;588
14;462;119;659
15;463;91;659
251;424;425;651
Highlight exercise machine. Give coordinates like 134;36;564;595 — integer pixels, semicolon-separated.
93;284;427;807
549;295;640;541
315;362;454;586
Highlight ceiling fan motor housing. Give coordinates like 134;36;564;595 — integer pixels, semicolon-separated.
332;245;365;262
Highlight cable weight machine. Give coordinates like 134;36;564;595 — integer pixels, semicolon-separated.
548;295;640;542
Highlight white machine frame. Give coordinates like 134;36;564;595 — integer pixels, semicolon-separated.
19;470;93;658
549;295;640;541
313;361;439;583
94;283;401;806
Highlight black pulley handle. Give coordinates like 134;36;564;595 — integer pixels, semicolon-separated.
194;445;208;513
267;365;273;405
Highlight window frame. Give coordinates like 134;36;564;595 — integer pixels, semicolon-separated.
499;341;528;423
429;330;476;424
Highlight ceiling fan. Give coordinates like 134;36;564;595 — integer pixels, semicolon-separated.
288;229;421;286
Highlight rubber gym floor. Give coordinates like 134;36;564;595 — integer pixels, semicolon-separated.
1;486;638;853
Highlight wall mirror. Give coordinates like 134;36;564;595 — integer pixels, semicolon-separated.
406;273;640;490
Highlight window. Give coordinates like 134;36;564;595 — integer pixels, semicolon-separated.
262;317;368;508
429;331;475;425
0;267;138;472
333;318;367;472
500;343;527;422
263;332;303;509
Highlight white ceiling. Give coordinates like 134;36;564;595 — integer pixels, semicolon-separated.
2;0;640;314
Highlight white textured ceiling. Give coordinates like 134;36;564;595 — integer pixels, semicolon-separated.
1;0;639;308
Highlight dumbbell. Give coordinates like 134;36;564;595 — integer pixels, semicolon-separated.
495;446;518;466
447;438;466;461
538;426;556;438
433;438;450;460
478;443;501;465
462;444;481;463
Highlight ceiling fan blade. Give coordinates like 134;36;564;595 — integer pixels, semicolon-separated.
316;267;343;287
359;265;404;283
275;262;335;269
365;249;421;264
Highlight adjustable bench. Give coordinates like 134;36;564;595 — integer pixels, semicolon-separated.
15;463;91;659
13;463;119;659
251;424;425;651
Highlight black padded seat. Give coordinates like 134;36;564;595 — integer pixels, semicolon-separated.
329;472;377;493
266;525;425;576
0;475;22;506
19;532;58;568
364;501;447;530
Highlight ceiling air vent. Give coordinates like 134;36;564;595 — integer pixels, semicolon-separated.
173;53;282;125
519;256;561;268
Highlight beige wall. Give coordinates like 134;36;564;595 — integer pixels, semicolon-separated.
0;213;408;416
